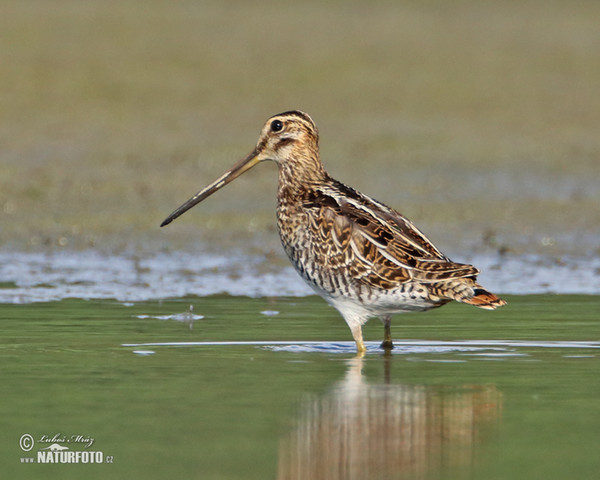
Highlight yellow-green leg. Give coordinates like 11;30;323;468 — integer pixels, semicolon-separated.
341;310;368;356
380;315;394;350
349;322;367;356
355;339;366;356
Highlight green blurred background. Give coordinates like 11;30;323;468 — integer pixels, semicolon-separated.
2;0;599;256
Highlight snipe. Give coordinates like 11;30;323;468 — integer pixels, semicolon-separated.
161;111;506;354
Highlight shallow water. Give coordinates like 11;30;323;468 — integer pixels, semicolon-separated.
1;250;599;304
2;295;599;479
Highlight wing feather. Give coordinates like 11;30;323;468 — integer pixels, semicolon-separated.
301;180;478;288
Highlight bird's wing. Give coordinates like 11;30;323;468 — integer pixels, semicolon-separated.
303;180;478;290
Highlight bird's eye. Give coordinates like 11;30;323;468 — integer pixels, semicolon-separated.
270;120;283;132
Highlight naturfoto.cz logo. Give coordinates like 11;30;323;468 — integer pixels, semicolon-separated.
19;433;114;465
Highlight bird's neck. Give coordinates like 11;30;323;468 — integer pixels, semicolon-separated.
277;152;327;198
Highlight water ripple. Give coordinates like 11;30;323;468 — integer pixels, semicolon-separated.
1;250;599;303
121;339;600;356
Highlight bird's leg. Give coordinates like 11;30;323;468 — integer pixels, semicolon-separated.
380;315;394;350
339;310;368;356
349;322;366;356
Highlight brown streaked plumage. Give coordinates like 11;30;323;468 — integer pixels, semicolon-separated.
161;110;506;354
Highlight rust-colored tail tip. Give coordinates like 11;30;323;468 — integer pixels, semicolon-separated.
462;289;507;310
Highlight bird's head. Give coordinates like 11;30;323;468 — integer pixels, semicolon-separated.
160;110;323;227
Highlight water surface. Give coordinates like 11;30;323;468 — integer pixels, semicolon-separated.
1;250;599;304
2;295;599;479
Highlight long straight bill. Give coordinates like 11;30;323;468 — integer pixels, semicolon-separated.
160;149;260;227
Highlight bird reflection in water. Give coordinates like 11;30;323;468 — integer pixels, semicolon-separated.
278;356;501;480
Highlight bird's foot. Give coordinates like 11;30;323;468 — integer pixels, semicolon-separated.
355;339;367;357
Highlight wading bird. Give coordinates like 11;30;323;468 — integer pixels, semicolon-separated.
161;111;506;354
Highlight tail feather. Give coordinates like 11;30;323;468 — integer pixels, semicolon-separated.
460;287;507;310
430;281;507;310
